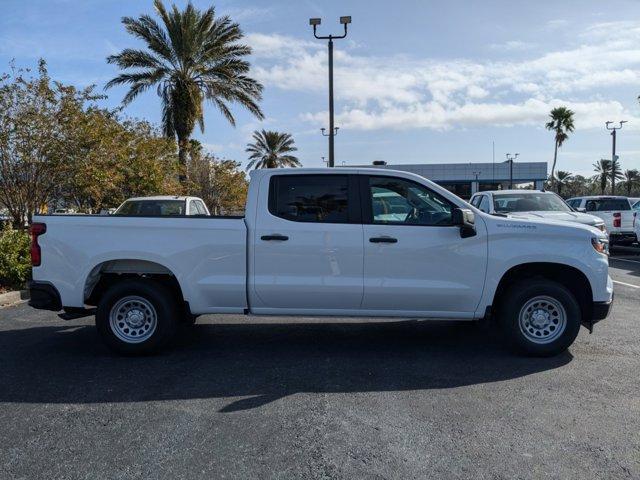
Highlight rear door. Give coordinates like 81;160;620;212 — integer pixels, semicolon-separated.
251;174;364;312
360;175;487;317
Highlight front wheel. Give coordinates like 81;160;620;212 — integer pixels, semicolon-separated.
96;279;179;355
499;280;581;357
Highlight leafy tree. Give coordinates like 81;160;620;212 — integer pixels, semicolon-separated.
593;159;612;195
245;130;301;170
623;169;639;196
0;60;102;227
62;113;182;212
545;107;575;191
106;0;264;179
188;140;248;214
555;171;573;197
0;59;182;223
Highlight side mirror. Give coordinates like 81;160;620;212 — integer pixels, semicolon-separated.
452;208;476;238
576;207;586;213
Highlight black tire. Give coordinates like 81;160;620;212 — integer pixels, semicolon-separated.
95;279;179;355
498;279;581;357
181;313;198;326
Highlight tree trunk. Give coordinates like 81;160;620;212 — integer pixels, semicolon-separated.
178;136;189;184
550;139;559;191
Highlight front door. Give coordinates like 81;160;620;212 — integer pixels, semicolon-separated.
251;174;364;313
361;175;487;317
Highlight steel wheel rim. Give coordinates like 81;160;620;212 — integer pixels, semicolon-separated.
518;295;567;345
109;296;157;344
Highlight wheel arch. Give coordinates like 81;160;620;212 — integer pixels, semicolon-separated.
491;262;594;323
83;259;188;312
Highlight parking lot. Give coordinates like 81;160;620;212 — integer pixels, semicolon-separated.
0;251;638;479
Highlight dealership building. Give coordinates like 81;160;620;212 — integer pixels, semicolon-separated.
352;162;548;199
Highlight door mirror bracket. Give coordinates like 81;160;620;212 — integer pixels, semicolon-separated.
452;208;476;238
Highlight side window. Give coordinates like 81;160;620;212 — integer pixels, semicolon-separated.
368;176;453;226
194;201;208;215
567;199;580;209
270;175;350;223
470;195;482;208
585;200;596;212
478;195;490;213
188;201;197;215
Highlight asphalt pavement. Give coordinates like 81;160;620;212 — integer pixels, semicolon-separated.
0;254;638;479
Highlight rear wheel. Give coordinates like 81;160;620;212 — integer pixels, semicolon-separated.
96;279;179;355
499;279;581;357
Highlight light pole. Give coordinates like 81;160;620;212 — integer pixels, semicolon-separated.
605;121;626;194
309;16;351;167
505;153;519;189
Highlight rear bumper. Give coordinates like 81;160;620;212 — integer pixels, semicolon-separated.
609;232;638;244
28;281;62;311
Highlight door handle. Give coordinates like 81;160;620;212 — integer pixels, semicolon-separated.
369;236;398;243
261;234;289;241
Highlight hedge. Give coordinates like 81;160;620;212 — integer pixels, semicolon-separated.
0;225;31;291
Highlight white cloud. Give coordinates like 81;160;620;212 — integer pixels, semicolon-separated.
248;21;640;132
489;40;536;51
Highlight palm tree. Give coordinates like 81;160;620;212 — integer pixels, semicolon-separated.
105;0;264;180
555;171;573;197
245;130;301;170
623;168;639;196
593;159;612;195
545;107;575;191
610;158;624;194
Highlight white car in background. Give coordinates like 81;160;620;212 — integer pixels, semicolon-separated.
566;196;637;246
114;196;210;217
469;190;606;232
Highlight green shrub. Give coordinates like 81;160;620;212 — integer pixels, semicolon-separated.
0;225;31;290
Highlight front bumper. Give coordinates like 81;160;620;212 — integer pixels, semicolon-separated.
592;297;613;322
28;281;62;311
583;295;613;333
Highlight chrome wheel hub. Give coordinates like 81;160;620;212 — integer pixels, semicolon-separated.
109;296;157;344
518;296;567;345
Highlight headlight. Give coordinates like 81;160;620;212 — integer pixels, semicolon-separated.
591;237;609;255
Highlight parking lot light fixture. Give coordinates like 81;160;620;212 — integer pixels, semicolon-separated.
606;121;627;194
309;16;351;167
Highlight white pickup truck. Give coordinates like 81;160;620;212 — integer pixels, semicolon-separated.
566;196;637;245
28;168;613;357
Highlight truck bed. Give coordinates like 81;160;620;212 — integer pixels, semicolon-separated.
32;214;248;313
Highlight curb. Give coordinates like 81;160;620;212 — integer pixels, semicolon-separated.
0;290;29;307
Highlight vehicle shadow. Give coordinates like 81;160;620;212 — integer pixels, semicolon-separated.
0;320;572;412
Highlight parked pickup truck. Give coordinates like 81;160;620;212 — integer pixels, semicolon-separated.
566;196;637;245
469;190;606;232
28;168;613;357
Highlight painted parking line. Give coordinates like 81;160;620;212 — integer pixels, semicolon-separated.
613;280;640;289
610;257;640;265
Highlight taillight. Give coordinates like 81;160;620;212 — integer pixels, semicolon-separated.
29;222;46;266
613;212;621;228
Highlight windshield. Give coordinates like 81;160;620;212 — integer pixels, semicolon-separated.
115;200;186;216
493;193;571;213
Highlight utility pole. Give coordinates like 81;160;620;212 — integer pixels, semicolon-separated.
505;153;519;189
605;121;626;194
309;16;351;167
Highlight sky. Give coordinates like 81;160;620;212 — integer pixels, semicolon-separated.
2;0;640;177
